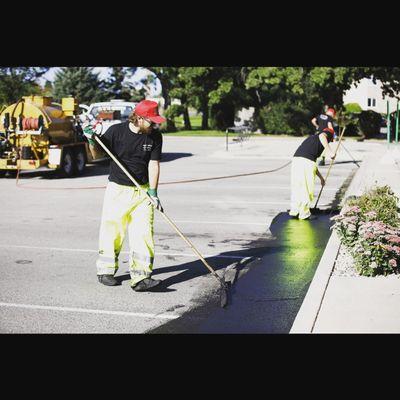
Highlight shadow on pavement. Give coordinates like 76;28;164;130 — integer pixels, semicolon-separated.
161;153;193;162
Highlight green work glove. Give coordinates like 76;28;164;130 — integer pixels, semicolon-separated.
82;124;96;146
147;188;163;212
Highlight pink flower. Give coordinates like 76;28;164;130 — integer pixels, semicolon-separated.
365;211;377;218
386;235;400;244
389;259;397;268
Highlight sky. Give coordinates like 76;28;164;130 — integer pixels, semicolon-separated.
39;67;161;96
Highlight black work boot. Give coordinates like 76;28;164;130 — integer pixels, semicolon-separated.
131;277;162;292
98;274;119;286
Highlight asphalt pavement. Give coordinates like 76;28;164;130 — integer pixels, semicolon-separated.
0;135;372;333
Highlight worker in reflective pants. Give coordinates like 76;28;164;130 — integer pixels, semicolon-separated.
83;100;166;292
289;128;336;220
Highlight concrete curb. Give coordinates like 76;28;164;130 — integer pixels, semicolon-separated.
289;231;341;333
289;153;374;334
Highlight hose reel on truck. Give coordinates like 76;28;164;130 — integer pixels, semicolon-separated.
0;95;93;177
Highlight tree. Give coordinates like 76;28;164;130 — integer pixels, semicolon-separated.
53;67;107;104
352;67;400;99
243;67;368;135
105;67;145;102
106;67;130;100
143;67;251;131
146;67;179;132
172;67;239;130
169;69;192;130
0;67;49;105
244;67;309;133
208;67;251;130
42;80;54;97
307;67;357;108
184;67;223;130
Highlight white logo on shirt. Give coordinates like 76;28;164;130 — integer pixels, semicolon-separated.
320;115;328;120
143;144;152;152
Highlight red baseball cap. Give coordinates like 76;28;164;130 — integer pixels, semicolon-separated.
134;100;166;124
327;108;336;117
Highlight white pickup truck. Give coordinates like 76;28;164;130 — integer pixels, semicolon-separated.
79;99;137;134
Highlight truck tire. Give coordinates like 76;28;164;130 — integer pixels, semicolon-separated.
74;145;87;176
60;148;75;177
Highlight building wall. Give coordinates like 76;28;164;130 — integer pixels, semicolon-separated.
343;78;399;114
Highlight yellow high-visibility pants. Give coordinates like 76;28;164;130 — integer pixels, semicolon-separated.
289;157;317;220
96;181;155;286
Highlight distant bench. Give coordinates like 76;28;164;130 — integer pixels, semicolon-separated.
226;125;252;142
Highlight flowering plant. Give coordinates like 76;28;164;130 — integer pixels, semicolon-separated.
331;185;400;276
330;205;363;247
352;221;400;276
347;185;399;227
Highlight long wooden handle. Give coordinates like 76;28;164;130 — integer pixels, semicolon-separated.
314;126;346;209
93;134;221;279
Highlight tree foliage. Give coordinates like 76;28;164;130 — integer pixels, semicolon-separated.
53;67;108;104
5;66;398;136
104;67;146;102
0;67;49;105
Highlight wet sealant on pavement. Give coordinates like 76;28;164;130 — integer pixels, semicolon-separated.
148;211;337;334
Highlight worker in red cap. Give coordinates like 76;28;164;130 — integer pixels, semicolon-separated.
289;127;336;220
311;107;336;166
83;99;166;291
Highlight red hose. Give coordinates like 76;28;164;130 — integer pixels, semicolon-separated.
22;117;39;130
15;162;292;191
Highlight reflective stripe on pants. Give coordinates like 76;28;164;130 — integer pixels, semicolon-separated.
96;181;155;286
289;157;317;220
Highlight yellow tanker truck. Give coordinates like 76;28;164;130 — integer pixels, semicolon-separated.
0;95;93;177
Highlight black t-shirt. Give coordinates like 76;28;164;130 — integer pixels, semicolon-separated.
294;133;331;162
315;113;334;133
100;122;163;186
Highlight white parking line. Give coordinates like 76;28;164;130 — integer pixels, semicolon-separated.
170;219;268;226
165;185;337;191
0;244;251;260
209;201;330;206
0;302;179;320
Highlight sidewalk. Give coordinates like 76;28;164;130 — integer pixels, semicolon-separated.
290;143;400;333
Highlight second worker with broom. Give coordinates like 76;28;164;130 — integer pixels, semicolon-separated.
289;127;336;220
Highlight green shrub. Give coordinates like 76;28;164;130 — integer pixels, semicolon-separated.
359;110;383;138
259;103;294;134
258;102;310;135
344;103;363;114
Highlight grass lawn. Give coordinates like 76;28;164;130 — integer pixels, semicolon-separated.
174;115;203;130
